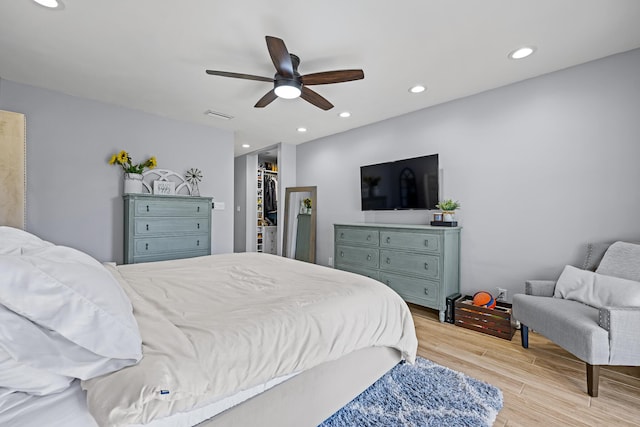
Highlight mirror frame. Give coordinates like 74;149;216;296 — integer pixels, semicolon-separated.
282;186;317;263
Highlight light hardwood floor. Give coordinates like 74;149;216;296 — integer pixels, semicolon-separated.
409;304;640;426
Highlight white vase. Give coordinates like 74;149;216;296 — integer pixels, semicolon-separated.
124;173;143;194
443;211;455;222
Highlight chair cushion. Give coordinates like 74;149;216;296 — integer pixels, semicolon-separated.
596;241;640;282
553;265;640;309
513;294;609;364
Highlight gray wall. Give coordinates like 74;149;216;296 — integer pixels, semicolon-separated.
233;155;248;252
0;79;234;263
296;48;640;301
276;142;297;255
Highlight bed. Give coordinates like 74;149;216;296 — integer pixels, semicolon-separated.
0;226;418;427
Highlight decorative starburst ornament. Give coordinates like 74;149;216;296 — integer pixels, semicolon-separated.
185;168;203;196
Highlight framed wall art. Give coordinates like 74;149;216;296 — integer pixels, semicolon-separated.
153;180;176;195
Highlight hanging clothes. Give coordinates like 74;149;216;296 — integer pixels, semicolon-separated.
263;175;278;226
270;177;278;210
264;175;278;213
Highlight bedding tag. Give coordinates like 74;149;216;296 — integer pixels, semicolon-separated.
160;390;170;395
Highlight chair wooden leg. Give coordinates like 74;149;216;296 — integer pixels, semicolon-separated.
520;325;529;348
587;363;600;397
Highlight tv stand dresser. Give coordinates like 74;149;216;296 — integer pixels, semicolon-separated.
334;223;461;322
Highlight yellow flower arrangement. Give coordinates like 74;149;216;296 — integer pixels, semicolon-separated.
108;150;157;174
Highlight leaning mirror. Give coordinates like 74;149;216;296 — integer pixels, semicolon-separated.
282;186;317;263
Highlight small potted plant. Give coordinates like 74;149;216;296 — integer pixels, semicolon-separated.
301;197;312;214
436;199;460;222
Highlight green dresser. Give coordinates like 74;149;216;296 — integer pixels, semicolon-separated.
295;213;312;262
334;223;461;322
124;194;212;264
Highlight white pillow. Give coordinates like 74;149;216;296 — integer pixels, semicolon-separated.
0;226;52;254
0;304;136;380
553;265;640;308
0;347;72;395
0;245;142;379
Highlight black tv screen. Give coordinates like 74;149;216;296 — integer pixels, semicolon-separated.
360;154;439;210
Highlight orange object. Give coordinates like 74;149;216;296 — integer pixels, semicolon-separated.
472;291;496;309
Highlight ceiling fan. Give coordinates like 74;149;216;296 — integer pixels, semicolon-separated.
205;36;364;111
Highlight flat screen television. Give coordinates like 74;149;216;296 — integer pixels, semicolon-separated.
360;154;439;210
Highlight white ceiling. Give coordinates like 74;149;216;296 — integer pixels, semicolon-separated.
1;1;640;155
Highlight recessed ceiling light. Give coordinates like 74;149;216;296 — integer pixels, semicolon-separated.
32;0;64;9
409;85;426;94
508;46;536;60
241;144;251;148
297;127;307;133
339;111;351;118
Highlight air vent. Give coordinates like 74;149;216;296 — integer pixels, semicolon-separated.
204;110;233;120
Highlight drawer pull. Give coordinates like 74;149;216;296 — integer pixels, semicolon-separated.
386;257;391;264
197;240;200;246
146;205;150;212
146;224;149;231
424;263;429;270
386;236;391;243
424;288;429;296
197;223;200;229
145;243;149;250
340;232;344;238
366;254;372;261
366;235;371;241
340;251;344;257
424;239;429;247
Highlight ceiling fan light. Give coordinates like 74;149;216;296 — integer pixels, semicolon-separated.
274;79;302;99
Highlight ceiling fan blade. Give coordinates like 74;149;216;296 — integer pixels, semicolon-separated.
255;89;278;108
265;36;294;78
301;69;364;85
300;87;333;111
205;70;273;83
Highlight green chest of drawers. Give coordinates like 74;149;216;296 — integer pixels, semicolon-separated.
124;194;212;264
334;223;461;322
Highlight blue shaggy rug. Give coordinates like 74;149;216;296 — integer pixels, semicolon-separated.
319;356;503;427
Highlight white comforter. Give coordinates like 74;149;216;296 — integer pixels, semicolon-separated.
82;253;418;426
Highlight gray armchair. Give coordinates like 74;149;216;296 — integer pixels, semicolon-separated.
512;241;640;397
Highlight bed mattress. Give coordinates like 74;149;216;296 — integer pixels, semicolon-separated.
0;373;297;427
0;250;417;426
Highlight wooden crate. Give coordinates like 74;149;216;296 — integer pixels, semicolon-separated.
454;295;515;340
